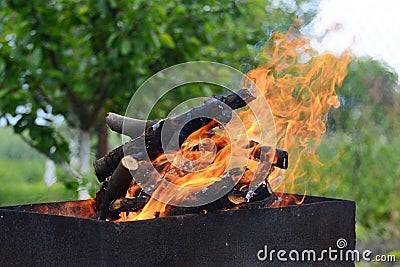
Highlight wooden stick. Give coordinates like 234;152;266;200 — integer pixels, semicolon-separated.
238;192;278;209
248;141;288;169
98;155;139;220
167;184;273;216
166;166;273;217
109;196;148;213
100;165;277;219
93;145;124;182
106;112;157;138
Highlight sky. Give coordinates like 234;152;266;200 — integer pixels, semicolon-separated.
308;0;400;78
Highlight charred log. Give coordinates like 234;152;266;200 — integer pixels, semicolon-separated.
98;155;139;220
94;145;124;182
238;192;278;210
97;144;288;220
167;183;274;216
247;140;288;169
109;196;148;213
143;88;256;159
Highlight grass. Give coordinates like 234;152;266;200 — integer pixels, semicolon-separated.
0;127;77;206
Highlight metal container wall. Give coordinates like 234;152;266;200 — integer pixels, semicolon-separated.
0;196;355;267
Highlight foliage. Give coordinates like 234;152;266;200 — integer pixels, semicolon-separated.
0;0;314;162
307;58;400;241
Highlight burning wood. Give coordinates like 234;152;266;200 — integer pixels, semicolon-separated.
109;196;148;213
168;177;278;216
99;156;140;220
94;88;288;221
105;167;277;216
94;88;256;182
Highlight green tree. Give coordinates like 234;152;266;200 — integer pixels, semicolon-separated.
314;58;400;240
0;0;314;196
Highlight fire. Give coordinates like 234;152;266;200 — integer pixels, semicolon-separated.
120;28;351;221
121;127;238;221
246;28;350;203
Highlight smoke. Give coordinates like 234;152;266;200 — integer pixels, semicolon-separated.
307;0;400;77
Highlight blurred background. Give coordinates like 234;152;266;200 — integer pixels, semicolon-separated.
0;0;398;264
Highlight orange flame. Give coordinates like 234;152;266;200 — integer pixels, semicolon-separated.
120;28;351;221
246;29;350;204
122;128;235;221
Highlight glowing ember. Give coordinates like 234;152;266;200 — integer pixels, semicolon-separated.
120;28;351;221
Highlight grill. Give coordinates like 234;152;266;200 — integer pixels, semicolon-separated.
0;194;355;266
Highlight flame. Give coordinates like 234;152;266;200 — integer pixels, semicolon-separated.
120;28;351;221
121;127;235;221
246;28;351;204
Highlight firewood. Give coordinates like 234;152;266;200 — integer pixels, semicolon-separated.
167;168;273;216
251;144;289;169
106;112;157;139
167;183;274;216
93;145;124;182
109;196;148;213
237;192;278;209
97;142;288;220
94;89;256;182
100;162;280;219
98;155;140;220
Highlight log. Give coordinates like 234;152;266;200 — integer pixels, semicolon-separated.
143;88;256;159
100;165;278;219
109;196;148;213
167;183;274;216
228;181;274;204
98;155;140;220
248;141;288;169
93;145;124;182
238;192;278;209
106;112;157;139
96;143;288;220
96;141;288;220
167;167;273;216
94;89;256;182
103;183;277;218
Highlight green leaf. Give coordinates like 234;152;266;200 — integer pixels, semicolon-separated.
158;33;175;48
77;5;89;16
108;0;117;9
64;180;79;190
46;69;64;80
31;47;42;67
0;58;5;74
97;0;108;18
0;88;10;99
121;39;131;55
150;31;160;48
106;33;118;48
